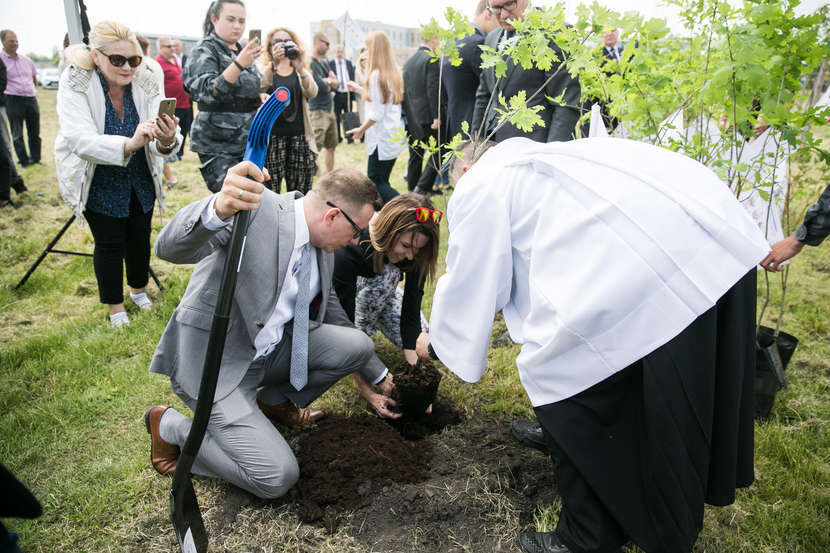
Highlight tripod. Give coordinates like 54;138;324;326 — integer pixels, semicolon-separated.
13;214;163;291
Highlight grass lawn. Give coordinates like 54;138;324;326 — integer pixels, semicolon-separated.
0;88;828;552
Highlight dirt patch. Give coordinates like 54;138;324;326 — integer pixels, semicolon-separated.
390;359;442;417
294;415;434;531
386;398;463;440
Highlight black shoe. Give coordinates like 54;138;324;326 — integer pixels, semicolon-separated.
510;419;548;452
0;199;18;209
518;531;571;553
413;186;439;196
13;178;27;194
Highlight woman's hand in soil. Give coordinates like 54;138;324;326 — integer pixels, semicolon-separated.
403;349;418;366
368;392;401;419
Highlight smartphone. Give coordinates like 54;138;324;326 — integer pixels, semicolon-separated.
248;29;261;48
157;98;177;119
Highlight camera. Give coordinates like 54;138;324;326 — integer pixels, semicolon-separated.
283;40;299;60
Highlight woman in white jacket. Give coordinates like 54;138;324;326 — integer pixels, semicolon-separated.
346;31;405;204
55;21;181;327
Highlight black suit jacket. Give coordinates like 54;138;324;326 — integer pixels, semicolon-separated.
402;45;439;140
329;58;355;89
441;25;486;140
471;27;581;143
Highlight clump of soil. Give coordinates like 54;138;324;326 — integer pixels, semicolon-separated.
386;398;463;440
294;415;432;531
390;359;442;417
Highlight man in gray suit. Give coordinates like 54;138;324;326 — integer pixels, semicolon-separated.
144;162;391;499
471;0;581;143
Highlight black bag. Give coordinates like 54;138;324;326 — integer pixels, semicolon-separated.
342;111;361;134
754;326;798;420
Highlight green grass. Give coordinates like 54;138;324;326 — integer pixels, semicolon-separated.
1;89;829;552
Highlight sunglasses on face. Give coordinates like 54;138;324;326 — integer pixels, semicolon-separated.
326;201;363;239
97;49;143;68
413;207;443;224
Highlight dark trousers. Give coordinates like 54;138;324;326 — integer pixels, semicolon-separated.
534;271;756;553
405;125;440;192
175;106;193;159
367;150;399;204
5;95;41;165
333;91;352;143
197;152;242;193
84;191;154;305
0;108;23;201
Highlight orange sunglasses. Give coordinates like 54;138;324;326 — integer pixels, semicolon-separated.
413;207;443;224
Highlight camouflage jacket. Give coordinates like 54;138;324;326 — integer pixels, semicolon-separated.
183;32;262;156
795;183;830;246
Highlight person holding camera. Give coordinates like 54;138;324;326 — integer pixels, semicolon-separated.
257;28;318;194
183;0;262;192
55;21;181;327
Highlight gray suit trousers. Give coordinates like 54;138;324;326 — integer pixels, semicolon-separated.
164;321;378;499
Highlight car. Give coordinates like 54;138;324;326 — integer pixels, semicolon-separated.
37;68;60;89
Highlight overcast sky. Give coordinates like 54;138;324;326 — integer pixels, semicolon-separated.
5;0;826;58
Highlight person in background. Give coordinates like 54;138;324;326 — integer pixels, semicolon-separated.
329;44;355;144
173;39;186;67
183;0;262;192
155;36;191;187
346;31;405;204
0;29;41;168
402;33;440;194
170;39;192;161
0;57;26;209
257;27;318;194
333;192;440;416
308;32;339;174
348;47;368;139
55;21;181;327
761;183;830;271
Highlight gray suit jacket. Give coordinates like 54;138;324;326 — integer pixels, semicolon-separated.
149;190;355;403
471;26;581;143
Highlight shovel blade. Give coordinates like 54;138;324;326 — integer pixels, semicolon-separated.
170;479;208;553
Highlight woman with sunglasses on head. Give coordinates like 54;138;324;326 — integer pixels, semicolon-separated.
183;0;262;192
56;21;182;328
345;31;405;204
333;193;440;417
256;28;318;194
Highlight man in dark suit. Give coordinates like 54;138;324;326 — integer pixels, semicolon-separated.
330;45;356;144
471;0;581;143
580;28;625;135
441;0;499;141
402;34;441;194
144;164;395;499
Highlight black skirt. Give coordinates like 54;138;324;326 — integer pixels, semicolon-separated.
535;270;756;553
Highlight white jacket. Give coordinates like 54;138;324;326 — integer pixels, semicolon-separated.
55;63;182;221
364;69;405;161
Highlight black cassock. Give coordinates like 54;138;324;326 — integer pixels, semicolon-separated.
535;270;756;553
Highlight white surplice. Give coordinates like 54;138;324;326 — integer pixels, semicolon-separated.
429;137;771;406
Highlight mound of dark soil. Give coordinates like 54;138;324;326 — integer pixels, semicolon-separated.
386;398;463;440
390;359;442;417
294;415;432;531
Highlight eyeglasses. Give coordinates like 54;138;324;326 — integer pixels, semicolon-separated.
326;201;363;239
413;207;443;224
159;44;173;49
97;49;143;68
319;38;330;47
487;0;518;15
272;39;286;45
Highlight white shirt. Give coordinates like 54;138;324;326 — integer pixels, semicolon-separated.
429;137;770;407
334;58;349;93
202;196;321;359
363;69;405;161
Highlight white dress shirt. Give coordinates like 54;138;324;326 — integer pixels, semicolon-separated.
202;196;321;359
363;69;405;161
429;137;770;407
334;59;349;93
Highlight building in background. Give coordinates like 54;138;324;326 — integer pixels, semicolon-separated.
311;13;419;66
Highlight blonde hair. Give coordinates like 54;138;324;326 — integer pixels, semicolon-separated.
259;27;306;68
363;31;403;104
65;21;141;71
369;193;439;281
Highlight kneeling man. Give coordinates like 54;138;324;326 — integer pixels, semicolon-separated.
145;162;388;499
417;138;771;553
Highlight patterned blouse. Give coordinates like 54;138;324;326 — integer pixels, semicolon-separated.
86;71;155;218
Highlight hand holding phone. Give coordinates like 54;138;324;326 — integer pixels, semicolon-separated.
157;98;177;119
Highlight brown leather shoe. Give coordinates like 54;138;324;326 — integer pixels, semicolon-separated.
144;405;180;475
257;400;325;427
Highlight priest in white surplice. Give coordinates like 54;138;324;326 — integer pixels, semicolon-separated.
416;137;771;553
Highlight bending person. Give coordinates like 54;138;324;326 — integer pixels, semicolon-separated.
417;138;771;553
333;193;440;416
55;21;181;327
183;0;262;192
144;164;386;499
